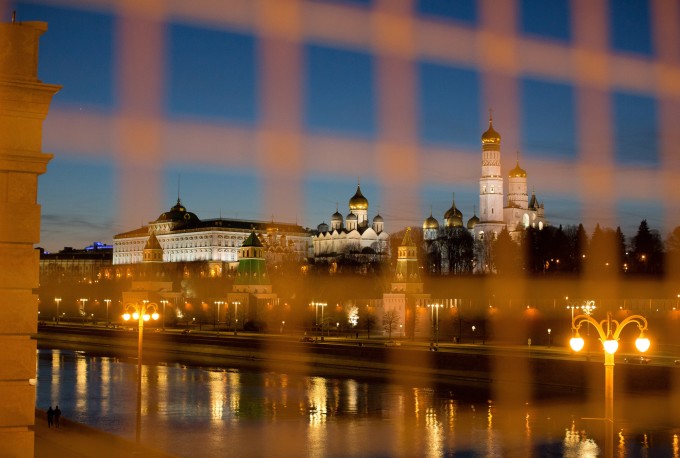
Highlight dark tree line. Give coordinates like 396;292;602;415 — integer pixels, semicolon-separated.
421;219;673;277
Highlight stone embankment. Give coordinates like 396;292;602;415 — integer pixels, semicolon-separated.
36;326;675;398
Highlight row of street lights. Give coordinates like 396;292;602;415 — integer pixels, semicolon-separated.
107;295;649;454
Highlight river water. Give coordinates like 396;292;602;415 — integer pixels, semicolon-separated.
35;349;678;457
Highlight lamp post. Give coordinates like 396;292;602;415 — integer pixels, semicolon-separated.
569;312;650;458
232;301;240;335
104;299;111;324
471;325;476;344
79;298;88;323
159;300;168;331
123;300;160;445
54;297;61;324
547;328;551;347
427;302;444;348
214;300;224;334
311;301;327;340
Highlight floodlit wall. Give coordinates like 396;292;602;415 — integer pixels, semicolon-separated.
0;18;60;457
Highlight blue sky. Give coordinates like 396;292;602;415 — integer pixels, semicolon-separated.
10;0;669;250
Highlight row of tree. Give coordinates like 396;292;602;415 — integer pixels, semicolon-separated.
418;220;678;277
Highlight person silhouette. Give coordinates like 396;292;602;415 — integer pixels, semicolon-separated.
54;406;61;428
46;406;54;428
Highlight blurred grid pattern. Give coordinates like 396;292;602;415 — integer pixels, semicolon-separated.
2;0;677;235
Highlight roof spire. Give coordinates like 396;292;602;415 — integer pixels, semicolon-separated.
177;175;181;204
12;10;16;23
489;108;493;123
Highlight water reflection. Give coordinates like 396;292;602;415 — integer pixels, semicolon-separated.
35;349;676;457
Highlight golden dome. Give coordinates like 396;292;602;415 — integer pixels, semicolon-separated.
509;160;527;178
444;193;463;228
481;114;501;145
423;213;439;230
467;214;479;230
349;185;368;211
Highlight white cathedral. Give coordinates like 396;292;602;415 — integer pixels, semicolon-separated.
423;115;548;241
312;183;389;260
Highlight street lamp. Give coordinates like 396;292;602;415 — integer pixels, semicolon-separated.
472;325;476;344
79;298;89;323
159;300;168;331
547;328;551;347
104;299;111;324
54;297;61;324
122;300;160;445
214;300;224;334
311;301;327;340
569;311;649;458
232;301;240;335
427;302;445;348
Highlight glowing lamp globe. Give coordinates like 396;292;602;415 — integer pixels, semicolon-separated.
133;312;139;320
143;314;150;321
603;339;619;354
570;337;584;352
635;337;650;353
123;313;131;321
151;312;159;320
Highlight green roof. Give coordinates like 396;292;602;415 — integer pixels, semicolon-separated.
241;231;263;248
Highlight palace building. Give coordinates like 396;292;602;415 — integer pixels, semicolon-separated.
113;198;312;268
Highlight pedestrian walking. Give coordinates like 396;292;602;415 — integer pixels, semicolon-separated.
46;406;53;428
54;405;61;428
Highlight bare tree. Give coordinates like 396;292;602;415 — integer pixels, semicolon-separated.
383;310;400;340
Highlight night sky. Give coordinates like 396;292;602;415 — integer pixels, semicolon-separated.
6;0;669;251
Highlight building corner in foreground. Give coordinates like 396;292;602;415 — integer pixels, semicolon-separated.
0;16;61;456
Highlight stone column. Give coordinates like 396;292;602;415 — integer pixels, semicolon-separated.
0;19;60;456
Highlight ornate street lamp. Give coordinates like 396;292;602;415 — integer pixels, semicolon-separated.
122;300;159;444
569;311;649;458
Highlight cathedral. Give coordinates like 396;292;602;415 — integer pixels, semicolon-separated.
424;115;547;241
423;116;548;272
312;183;390;263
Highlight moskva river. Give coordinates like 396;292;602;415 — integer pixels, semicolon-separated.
35;349;678;457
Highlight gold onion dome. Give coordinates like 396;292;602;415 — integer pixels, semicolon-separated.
349;184;369;211
444;193;463;227
467;213;479;230
423;213;439;230
509;159;527;178
481;115;501;145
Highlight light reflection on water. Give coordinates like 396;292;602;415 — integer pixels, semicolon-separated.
36;349;676;457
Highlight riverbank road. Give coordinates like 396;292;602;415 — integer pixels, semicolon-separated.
34;409;174;458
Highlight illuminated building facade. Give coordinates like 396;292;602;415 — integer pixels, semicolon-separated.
113;198;312;266
312;183;390;261
423;117;548;242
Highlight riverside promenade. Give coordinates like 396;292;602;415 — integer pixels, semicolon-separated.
34;409;173;458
